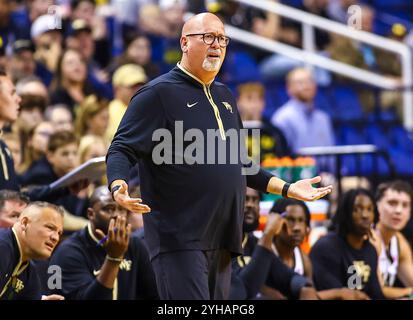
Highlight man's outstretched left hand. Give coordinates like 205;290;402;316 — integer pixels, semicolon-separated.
288;176;332;201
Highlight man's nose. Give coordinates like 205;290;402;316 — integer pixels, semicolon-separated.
50;232;59;243
291;223;301;232
361;209;371;219
69;153;77;162
210;37;220;49
395;204;403;215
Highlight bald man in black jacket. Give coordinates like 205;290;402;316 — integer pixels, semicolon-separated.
106;13;332;300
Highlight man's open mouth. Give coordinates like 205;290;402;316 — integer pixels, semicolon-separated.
207;53;220;58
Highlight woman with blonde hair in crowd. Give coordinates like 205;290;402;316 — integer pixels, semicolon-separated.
78;134;108;198
78;134;107;165
75;95;109;142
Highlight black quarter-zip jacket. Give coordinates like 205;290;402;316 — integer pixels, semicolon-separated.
106;64;273;259
0;229;41;300
49;225;159;300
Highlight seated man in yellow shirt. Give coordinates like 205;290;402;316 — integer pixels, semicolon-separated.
106;64;147;141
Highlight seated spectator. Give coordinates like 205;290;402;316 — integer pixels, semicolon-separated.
139;0;185;39
0;190;29;228
11;94;47;160
70;0;108;49
44;104;74;132
111;0;156;32
108;33;160;80
270;198;312;278
237;82;290;160
327;5;402;115
15;76;49;102
66;19;98;67
270;198;369;299
374;180;413;299
0;202;64;300
230;187;318;300
79;135;108;164
9;40;36;83
27;0;55;25
271;68;335;153
105;64;147;141
31;14;63;86
209;0;279;63
374;23;404;119
138;1;185;69
49;186;159;300
65;19;112;99
327;0;359;24
49;49;95;113
78;134;108;197
310;188;385;299
13;94;46;136
21;130;78;186
20;131;88;217
20;121;54;174
75;95;109;141
0;0;20;48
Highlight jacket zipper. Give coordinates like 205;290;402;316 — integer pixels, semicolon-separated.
177;64;226;140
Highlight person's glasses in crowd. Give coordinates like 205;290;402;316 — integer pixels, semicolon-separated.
185;33;230;48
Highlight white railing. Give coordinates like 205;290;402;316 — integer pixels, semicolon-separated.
227;0;413;130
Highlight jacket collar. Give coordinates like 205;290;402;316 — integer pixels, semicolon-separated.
87;222;100;245
175;63;215;87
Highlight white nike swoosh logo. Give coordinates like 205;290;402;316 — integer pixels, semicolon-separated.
187;102;198;108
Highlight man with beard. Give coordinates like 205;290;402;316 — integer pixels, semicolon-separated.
0;202;64;300
310;189;384;299
107;12;332;300
373;180;413;299
230;187;318;299
49;186;158;300
270;67;335;153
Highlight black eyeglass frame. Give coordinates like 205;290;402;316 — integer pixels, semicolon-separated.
185;33;231;48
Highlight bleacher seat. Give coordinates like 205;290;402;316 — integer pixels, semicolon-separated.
221;51;261;85
338;124;367;145
331;86;364;121
390;125;413;153
388;148;413;175
365;123;390;150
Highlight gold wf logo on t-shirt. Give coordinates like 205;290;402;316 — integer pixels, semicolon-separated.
347;261;371;290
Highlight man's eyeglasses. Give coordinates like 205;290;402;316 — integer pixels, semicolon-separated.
185;33;230;48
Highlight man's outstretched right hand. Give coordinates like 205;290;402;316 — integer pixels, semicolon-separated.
112;181;151;214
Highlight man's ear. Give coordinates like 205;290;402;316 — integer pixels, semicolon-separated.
20;216;29;232
87;207;94;221
181;36;188;53
46;151;54;165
